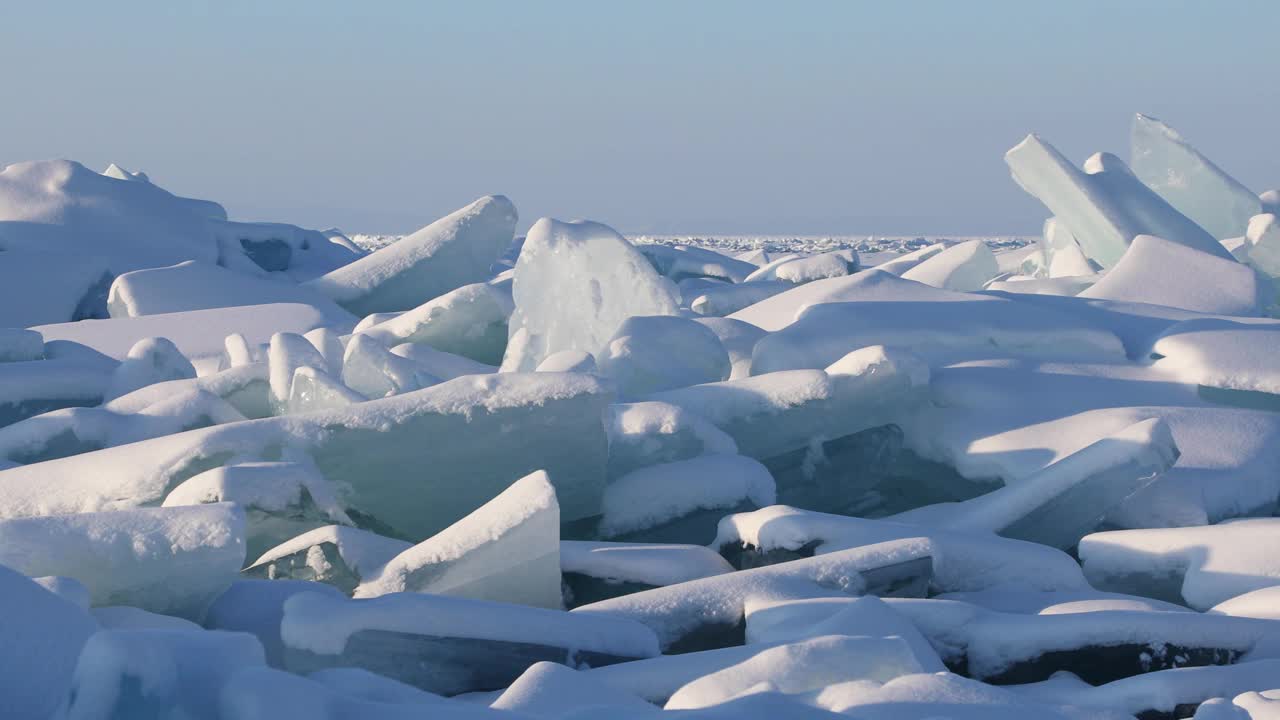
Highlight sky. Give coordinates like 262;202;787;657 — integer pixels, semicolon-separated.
3;1;1279;236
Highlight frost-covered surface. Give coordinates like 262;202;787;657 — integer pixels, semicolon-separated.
6;115;1280;718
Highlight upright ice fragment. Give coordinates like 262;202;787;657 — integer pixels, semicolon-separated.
501;218;680;372
306;195;517;315
356;470;561;608
1131;113;1262;240
267;331;328;408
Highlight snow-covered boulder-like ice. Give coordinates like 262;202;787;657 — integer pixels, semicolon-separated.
1131;113;1262;241
901;240;1000;291
307;195;517;316
501;218;680;372
599;454;776;538
1079;234;1270;316
596;315;730;398
0;503;244;618
355;470;561;608
103;336;196;401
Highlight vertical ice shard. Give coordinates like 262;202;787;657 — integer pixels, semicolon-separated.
306;195;517;316
501;218;680;372
268;332;328;409
1130;113;1262;240
355;470;561;608
1005;134;1228;268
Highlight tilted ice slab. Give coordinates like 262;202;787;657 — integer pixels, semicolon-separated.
596;315;730;399
0;249;111;327
1080;518;1280;610
390;343;496;380
897;418;1179;550
0;503;244;618
749;272;1126;373
35;302;330;365
108;260;357;329
1130;113;1262;241
501;218;680;372
716;505;1088;594
357;281;512;365
1150;317;1280;395
902;358;1280;528
340;333;439;400
901;240;1000;291
1005;134;1229;268
355;470;561;609
245;526;411;594
1079;234;1270;316
599;454;776;538
0;373;611;541
307;195;517;316
648;345;930;461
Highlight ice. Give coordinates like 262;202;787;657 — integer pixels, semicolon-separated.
501;218;680;372
605;400;738;479
650;345;929;462
280;592;659;694
1245;212;1280;281
636;243;758;283
0;503;244;617
1005;134;1230;268
307;195;517;315
245;526;411;594
535;349;597;373
267;331;329;408
357;281;513;366
107;260;356;329
693;316;767;379
596;315;730;398
287;365;366;413
665;635;923;710
102;336;196;402
745;251;856;284
1041;217;1099;277
1150;318;1280;395
1211;586;1280;620
303;327;344;374
0;563;98;720
90;606;201;631
35;575;93;610
391;342;497;379
1235;690;1280;718
1079;518;1280;610
817;671;1127;719
341;333;438;399
54;628;265;720
162;461;351;559
870;242;947;276
355;470;561;609
491;661;655;717
599;455;775;539
1079;234;1270;315
204;579;346;667
0;328;44;362
689;280;792;317
0;250;112;327
560;541;734;592
1131;113;1263;241
985;275;1097;297
900;240;1000;291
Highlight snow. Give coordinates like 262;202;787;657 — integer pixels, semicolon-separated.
1150;317;1280;394
502;218;680;372
104;336;196;401
306;195;517;316
599;455;776;537
0;249;111;327
340;333;439;399
560;541;734;587
596;315;730;398
900;239;1000;291
358;281;512;366
491;661;655;717
689;281;791;317
355;470;561;608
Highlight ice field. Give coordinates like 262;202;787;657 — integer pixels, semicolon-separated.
4;114;1280;719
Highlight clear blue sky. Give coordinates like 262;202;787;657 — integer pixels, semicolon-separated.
3;1;1278;235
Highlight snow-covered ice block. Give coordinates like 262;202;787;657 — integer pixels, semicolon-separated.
502;218;680;372
596;315;730;398
560;540;733;607
0;503;244;618
55;628;265;720
818;671;1125;719
1211;586;1280;621
650;345;930;461
689;280;791;317
35;302;330;363
107;260;356;328
244;526;412;594
287;365;365;414
281;592;659;695
599;454;775;539
1131;113;1262;241
212;219;365;282
90;606;201;631
104;336;196;401
1005;135;1230;268
1234;689;1280;718
912;418;1179;549
0;564;98;720
1245;212;1280;285
0;354;117;429
637;243;757;283
1042;216;1099;277
304;327;344;374
355;470;561;608
0;328;43;362
1150;318;1280;395
985;274;1097;297
606;400;737;480
574;538;932;651
535;349;596;373
901;240;1000;291
219;666;502;719
750;273;1125;372
666;635;920;710
693;316;766;380
358;282;512;366
746;251;855;284
1080;234;1270;315
163;461;351;559
1080;518;1280;610
307;195;517;315
492;661;655;717
716;505;1088;594
204;579;345;667
268;331;329;408
868;242;947;276
391;342;496;379
0;250;111;327
341;333;438;400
